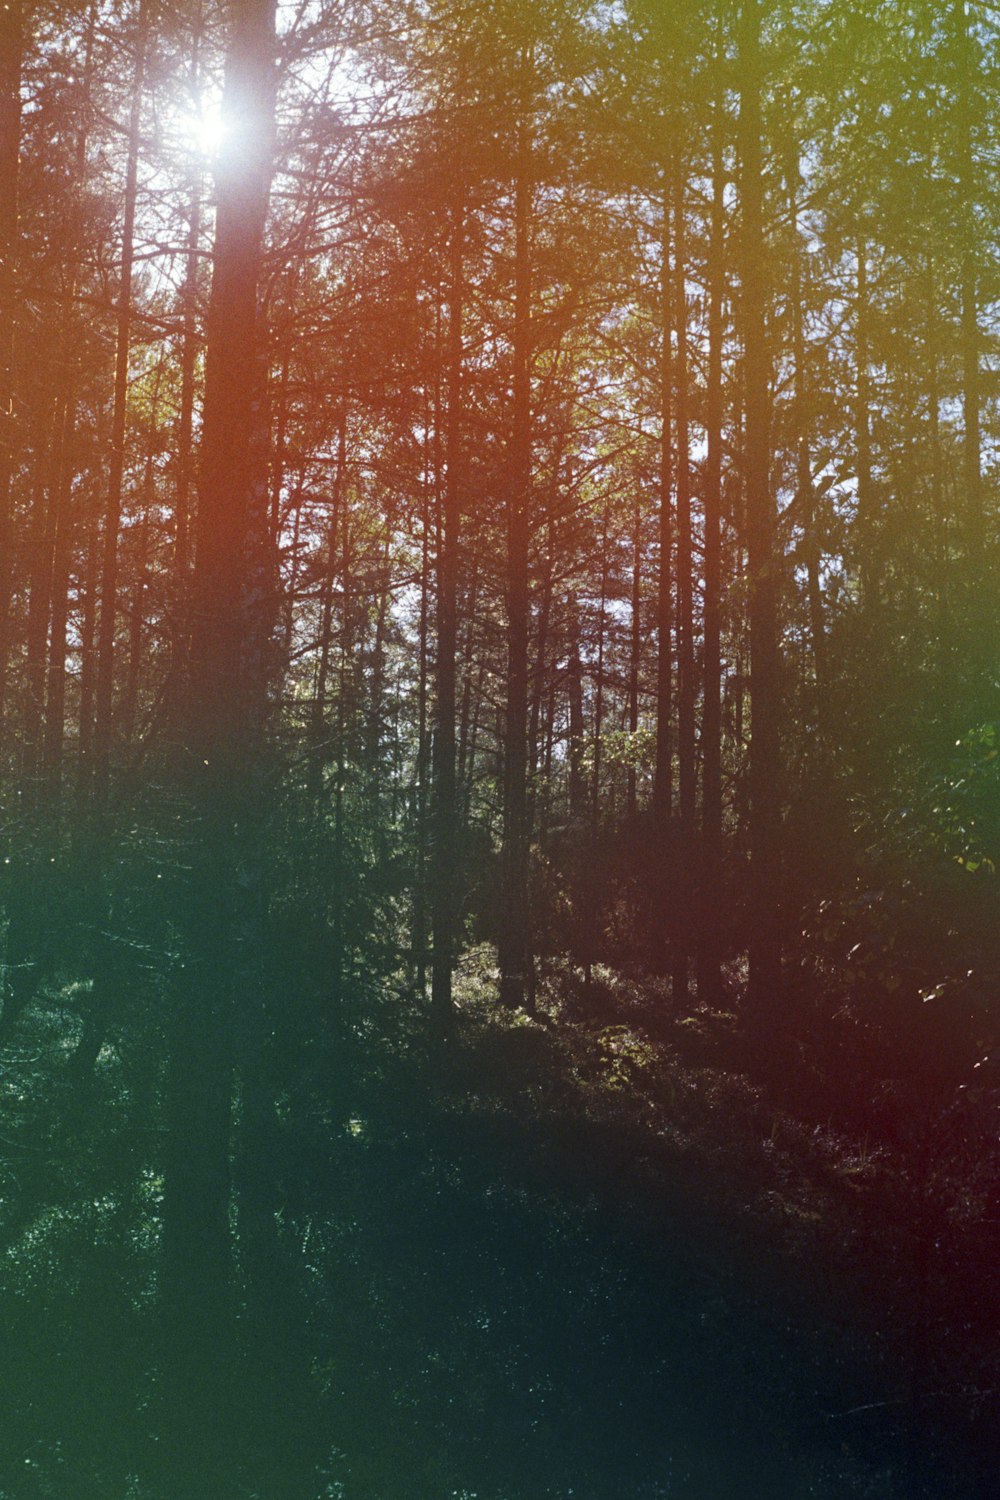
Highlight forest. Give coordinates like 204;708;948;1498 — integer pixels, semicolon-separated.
1;0;999;1495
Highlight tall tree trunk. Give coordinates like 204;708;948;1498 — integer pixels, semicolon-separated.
431;208;463;1029
121;460;152;747
457;564;479;799
24;398;61;783
954;0;981;562
76;510;100;801
698;55;725;1004
567;595;585;820
528;509;554;799
539;675;556;847
925;260;951;719
25;0;98;780
627;495;641;820
174;1;204;609
411;390;433;996
364;523;392;804
652;190;673;832
855;241;875;609
673;169;694;1009
42;401;77;788
94;0;149;802
786;134;824;697
330;496;353;1011
740;0;782;1020
651;174;675;980
175;186;201;598
584;507;609;990
35;30;93;798
499;63;533;1011
310;413;346;799
160;0;277;1475
953;0;990;712
0;0;22;738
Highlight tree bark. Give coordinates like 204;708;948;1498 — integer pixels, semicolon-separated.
786;133;825;698
673;168;694;1009
431;204;464;1029
93;0;149;803
24;398;61;784
499;60;534;1011
42;401;77;789
855;240;875;610
739;0;782;1020
698;53;725;1004
954;0;981;561
175;185;201;604
159;0;277;1471
411;388;432;995
627;495;641;820
0;0;22;737
652;190;673;832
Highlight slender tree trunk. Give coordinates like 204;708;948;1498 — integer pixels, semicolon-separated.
459;659;484;822
499;63;533;1011
42;401;77;788
36;0;93;794
627;496;641;820
310;414;346;798
174;1;204;607
653;190;673;832
567;596;585;820
456;559;479;802
528;510;554;797
122;466;152;747
926;261;951;719
954;0;981;562
740;0;782;1020
698;58;725;1004
269;348;290;544
952;0;991;716
330;499;352;1011
651;174;675;981
673;170;694;1009
856;241;875;609
539;675;556;846
364;525;392;805
247;346;281;729
787;136;824;697
24;398;61;783
584;508;609;991
76;511;100;799
175;187;201;594
431;207;463;1029
0;0;23;737
411;393;432;996
94;0;149;802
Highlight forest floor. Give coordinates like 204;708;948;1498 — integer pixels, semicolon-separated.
0;953;996;1498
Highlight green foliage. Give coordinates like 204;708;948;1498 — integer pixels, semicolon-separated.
935;722;1000;876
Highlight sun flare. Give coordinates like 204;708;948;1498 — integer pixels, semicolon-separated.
181;99;228;160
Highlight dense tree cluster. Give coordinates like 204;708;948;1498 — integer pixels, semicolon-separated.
2;0;999;1494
